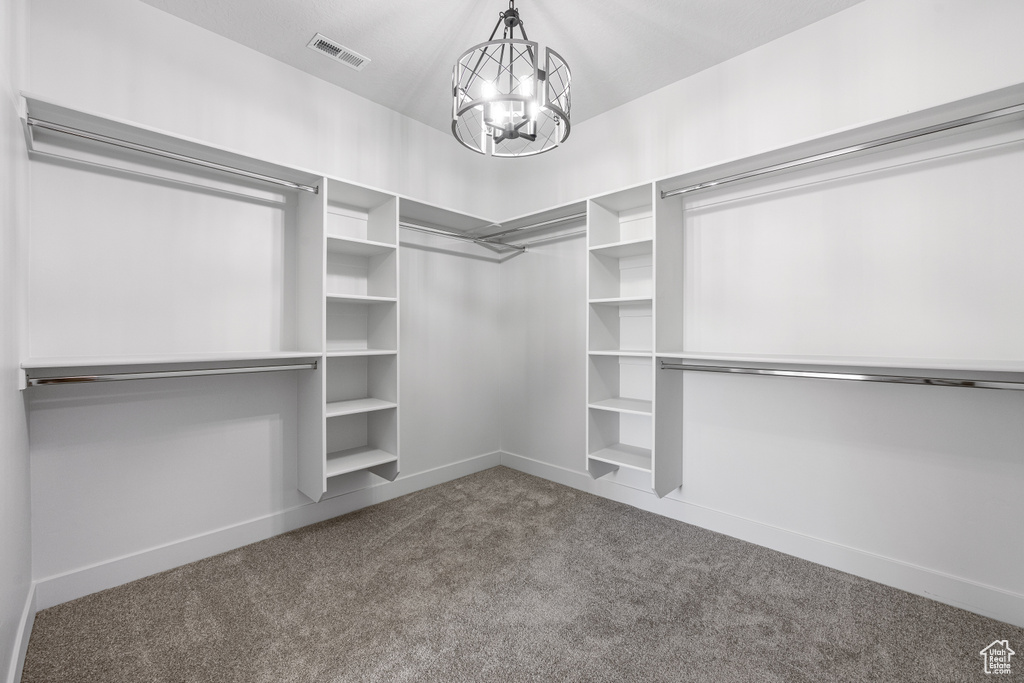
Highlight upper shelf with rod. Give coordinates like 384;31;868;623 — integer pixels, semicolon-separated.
22;93;324;195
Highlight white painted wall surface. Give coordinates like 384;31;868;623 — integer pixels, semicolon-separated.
0;0;31;680
400;235;503;472
499;234;587;470
28;0;498;219
493;0;1024;219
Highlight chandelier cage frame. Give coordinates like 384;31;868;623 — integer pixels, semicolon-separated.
451;1;571;158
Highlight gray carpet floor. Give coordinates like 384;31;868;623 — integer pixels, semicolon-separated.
22;466;1023;682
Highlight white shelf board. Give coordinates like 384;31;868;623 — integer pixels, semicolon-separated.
325;294;397;304
325;349;397;358
657;351;1024;375
589;296;653;306
22;350;322;370
588;397;653;415
588;445;652;473
326;236;396;257
588;350;653;358
325;398;397;418
325;446;398;478
589;238;653;259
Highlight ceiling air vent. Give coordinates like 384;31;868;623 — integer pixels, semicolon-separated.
306;33;370;71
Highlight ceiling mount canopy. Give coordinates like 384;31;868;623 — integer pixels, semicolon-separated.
452;0;571;158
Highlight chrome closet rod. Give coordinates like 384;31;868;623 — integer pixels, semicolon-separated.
399;221;526;253
659;362;1024;392
660;102;1024;199
26;362;318;387
26;117;321;195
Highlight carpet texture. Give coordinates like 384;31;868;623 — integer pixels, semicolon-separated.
22;466;1023;682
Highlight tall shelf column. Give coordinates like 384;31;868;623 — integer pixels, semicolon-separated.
585;185;657;487
585;183;683;498
298;180;401;502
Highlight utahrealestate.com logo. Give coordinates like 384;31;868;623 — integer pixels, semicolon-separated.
980;640;1015;675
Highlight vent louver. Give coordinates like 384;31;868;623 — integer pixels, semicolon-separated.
306;33;370;71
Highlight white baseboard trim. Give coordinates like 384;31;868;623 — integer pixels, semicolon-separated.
5;581;35;683
499;451;1024;629
34;452;502;611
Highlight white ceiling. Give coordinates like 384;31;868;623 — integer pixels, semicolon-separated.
137;0;867;134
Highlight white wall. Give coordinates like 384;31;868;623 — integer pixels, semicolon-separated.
0;0;31;679
498;0;1024;627
499;233;587;469
493;0;1024;219
25;0;503;608
28;0;498;219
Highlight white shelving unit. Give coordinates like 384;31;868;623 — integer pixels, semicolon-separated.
586;185;679;495
297;180;402;502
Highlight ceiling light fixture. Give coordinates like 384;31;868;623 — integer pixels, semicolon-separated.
452;0;571;157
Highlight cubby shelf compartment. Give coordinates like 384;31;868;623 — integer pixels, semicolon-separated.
587;185;654;248
589;241;653;301
588;353;653;417
326;446;399;478
326;299;397;355
588;445;653;473
589;299;652;356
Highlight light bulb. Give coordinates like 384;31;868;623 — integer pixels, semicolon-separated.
492;102;507;124
481;81;497;100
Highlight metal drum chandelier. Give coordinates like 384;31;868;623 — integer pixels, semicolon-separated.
452;0;571;157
